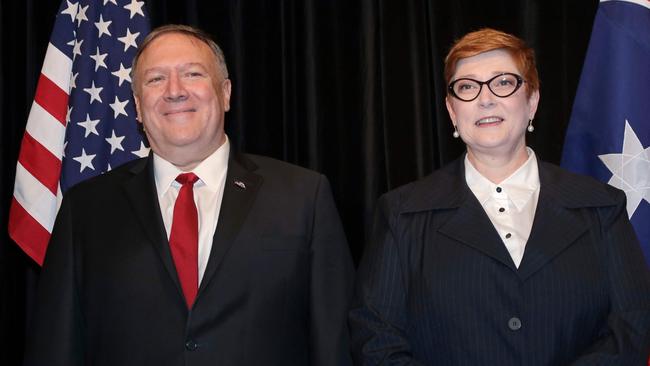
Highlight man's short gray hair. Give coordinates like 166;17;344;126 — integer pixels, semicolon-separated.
130;24;229;93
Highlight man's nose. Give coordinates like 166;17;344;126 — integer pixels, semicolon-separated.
163;73;188;102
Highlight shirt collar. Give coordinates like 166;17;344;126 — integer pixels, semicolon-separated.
465;147;540;211
154;135;230;196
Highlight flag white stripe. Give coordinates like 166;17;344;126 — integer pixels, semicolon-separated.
25;102;67;160
12;163;58;233
40;43;73;92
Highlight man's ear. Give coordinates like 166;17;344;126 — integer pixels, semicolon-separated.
221;79;232;112
133;93;142;124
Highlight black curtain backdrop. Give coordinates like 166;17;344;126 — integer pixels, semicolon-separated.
0;0;598;364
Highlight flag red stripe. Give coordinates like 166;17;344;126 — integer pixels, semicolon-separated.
17;133;61;195
33;73;68;126
8;198;49;265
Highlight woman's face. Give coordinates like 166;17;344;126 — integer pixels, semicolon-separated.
445;49;539;158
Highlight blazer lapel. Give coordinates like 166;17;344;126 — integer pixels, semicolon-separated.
403;157;518;271
517;163;589;281
121;156;181;291
438;194;518;271
198;152;262;296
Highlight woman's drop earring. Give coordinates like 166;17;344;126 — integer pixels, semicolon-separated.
452;125;460;138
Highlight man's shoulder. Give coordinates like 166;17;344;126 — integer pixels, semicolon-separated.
237;153;322;179
233;153;327;196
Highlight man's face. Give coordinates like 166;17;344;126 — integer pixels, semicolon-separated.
134;32;231;170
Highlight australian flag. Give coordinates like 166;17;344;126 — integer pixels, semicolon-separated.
561;0;650;265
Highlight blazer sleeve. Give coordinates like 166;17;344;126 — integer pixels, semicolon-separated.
309;175;355;366
23;196;85;366
349;194;425;366
571;190;650;365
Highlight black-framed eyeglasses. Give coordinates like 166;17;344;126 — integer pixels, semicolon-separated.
448;72;525;102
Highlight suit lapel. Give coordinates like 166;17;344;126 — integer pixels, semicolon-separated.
438;193;518;271
198;152;262;296
403;157;518;271
517;164;589;281
121;156;181;291
406;157;606;280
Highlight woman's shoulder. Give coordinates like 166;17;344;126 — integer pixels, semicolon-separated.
379;158;467;214
537;160;624;208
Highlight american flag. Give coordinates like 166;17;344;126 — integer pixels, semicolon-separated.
8;0;150;265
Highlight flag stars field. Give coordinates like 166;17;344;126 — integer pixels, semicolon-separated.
72;38;83;60
83;81;103;104
61;0;78;22
111;63;131;86
124;0;145;19
70;72;78;90
75;4;89;26
95;14;112;38
90;47;108;71
118;28;140;51
73;148;96;173
132;141;150;158
109;96;129;118
77;113;100;138
105;130;125;154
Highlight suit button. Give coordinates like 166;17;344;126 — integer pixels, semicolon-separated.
185;340;198;351
508;317;522;331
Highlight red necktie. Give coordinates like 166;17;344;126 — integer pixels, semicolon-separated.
169;172;200;308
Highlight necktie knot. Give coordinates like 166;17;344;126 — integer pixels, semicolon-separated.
176;172;199;186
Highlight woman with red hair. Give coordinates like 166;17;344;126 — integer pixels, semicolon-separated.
350;28;650;365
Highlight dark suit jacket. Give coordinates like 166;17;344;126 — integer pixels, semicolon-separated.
24;151;354;366
350;157;650;365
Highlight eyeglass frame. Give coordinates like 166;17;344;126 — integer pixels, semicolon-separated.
447;72;526;102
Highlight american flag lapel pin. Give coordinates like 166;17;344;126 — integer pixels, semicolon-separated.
234;180;246;190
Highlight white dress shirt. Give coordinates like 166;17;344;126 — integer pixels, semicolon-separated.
153;137;230;283
464;147;540;268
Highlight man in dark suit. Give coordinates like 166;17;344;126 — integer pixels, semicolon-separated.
24;24;354;366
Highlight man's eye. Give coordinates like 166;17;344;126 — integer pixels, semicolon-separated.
146;76;163;84
186;72;204;78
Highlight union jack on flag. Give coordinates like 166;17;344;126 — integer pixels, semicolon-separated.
8;0;150;265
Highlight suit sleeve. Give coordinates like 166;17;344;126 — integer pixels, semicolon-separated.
571;190;650;365
349;194;425;366
23;196;85;366
309;175;355;366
